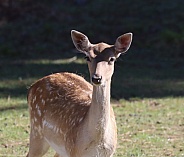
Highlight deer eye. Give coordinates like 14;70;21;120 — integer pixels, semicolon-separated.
108;57;116;64
84;56;91;62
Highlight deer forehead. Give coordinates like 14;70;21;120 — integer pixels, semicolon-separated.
89;43;115;60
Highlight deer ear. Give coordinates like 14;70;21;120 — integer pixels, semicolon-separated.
71;30;91;54
114;33;133;56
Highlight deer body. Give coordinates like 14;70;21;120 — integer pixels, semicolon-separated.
27;30;133;157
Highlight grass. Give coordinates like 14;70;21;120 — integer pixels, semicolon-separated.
0;97;184;156
115;98;184;156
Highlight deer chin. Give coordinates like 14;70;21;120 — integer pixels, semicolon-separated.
92;83;106;88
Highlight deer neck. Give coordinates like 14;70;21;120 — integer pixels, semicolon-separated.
87;80;111;137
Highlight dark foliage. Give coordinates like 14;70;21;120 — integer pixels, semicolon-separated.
0;0;183;59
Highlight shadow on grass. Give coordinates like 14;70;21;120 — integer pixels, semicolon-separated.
0;103;27;112
112;57;184;99
0;0;184;100
0;57;89;98
0;56;184;100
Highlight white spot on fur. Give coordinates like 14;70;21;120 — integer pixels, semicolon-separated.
42;99;45;105
45;139;69;157
33;96;36;103
37;109;41;117
34;117;37;122
43;120;54;129
78;117;83;123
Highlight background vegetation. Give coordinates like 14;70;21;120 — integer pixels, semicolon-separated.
0;0;184;156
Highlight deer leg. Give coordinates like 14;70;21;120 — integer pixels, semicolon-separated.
27;130;50;157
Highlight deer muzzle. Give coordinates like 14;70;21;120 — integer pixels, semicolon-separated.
92;74;102;85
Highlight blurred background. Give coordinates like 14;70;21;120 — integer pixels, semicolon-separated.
0;0;184;99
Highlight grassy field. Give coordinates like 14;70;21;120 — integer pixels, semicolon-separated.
0;57;184;157
0;94;184;156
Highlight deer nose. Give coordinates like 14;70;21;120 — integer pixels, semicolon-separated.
92;74;102;85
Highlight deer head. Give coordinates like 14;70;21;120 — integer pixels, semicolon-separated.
71;30;133;86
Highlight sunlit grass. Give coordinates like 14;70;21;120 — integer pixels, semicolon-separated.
114;98;184;157
24;57;86;65
0;97;184;156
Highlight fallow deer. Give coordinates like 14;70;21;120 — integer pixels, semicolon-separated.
27;30;133;157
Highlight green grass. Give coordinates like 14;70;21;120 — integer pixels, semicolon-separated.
115;98;184;156
0;98;28;156
0;97;184;156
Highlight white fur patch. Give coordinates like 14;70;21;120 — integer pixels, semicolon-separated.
45;139;69;157
43;120;54;129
